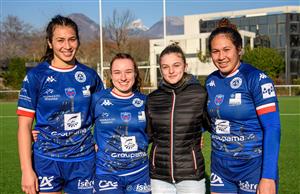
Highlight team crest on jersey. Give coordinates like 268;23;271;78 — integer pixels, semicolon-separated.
261;83;275;99
121;112;131;122
214;94;224;106
75;71;86;83
230;77;242;89
65;88;76;98
132;98;143;107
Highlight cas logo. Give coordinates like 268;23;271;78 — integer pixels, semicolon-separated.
75;71;86;83
230;77;242;89
39;176;54;190
132;98;143;107
98;180;118;191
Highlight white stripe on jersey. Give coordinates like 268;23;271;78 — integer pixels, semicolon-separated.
17;106;35;113
256;102;276;110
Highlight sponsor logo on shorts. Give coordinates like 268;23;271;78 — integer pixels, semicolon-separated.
135;183;151;192
239;181;257;192
39;176;54;190
210;173;224;186
98;180;118;191
78;179;94;190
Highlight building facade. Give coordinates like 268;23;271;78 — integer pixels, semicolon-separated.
149;6;300;86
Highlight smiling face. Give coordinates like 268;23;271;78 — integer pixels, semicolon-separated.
111;58;136;96
48;25;79;67
160;53;187;85
210;34;241;76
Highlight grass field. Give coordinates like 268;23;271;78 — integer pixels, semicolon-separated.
0;97;299;193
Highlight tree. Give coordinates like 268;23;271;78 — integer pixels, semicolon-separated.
3;57;27;89
105;9;135;53
0;15;34;60
242;47;285;80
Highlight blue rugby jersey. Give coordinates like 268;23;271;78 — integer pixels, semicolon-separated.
206;63;280;160
17;61;103;161
92;89;149;176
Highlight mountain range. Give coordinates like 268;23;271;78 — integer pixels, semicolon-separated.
68;13;184;41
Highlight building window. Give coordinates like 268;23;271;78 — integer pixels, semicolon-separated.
290;35;300;47
268;24;277;34
290;14;300;21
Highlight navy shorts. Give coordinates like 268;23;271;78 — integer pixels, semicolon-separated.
33;154;95;194
210;153;262;194
93;165;151;194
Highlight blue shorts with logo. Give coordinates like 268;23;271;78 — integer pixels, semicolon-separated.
33;154;95;194
93;165;151;194
210;152;264;194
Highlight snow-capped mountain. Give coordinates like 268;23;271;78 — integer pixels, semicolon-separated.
129;19;149;31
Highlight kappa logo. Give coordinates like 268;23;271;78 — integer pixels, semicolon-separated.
23;75;29;83
39;176;54;190
46;76;57;83
101;99;113;106
259;73;267;81
210;173;224;186
207;80;216;87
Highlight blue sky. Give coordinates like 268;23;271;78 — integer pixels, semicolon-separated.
1;0;299;29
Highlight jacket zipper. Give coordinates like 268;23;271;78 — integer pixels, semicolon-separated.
152;145;157;168
192;149;198;170
170;90;176;183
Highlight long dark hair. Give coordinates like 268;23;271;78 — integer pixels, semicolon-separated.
40;15;80;62
208;18;242;52
110;53;142;92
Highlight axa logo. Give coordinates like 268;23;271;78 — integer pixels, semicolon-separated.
39;176;54;190
46;76;56;83
101;99;113;106
210;173;224;186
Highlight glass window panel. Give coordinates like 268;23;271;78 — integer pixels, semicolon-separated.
290;23;299;34
258;16;268;24
249;17;258;25
277;14;286;23
268;15;277;23
278;23;286;34
259;24;268;35
269;24;277;34
250;25;256;32
291;49;300;59
269;35;277;47
279;35;286;48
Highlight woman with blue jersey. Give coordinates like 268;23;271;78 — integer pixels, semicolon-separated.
206;18;281;194
17;15;103;194
92;53;150;194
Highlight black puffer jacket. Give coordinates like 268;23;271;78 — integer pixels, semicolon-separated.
146;74;210;183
